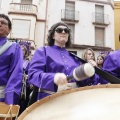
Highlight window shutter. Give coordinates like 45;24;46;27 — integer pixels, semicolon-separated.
66;2;75;10
65;2;75;20
95;27;104;46
11;19;30;39
95;5;104;23
21;0;32;4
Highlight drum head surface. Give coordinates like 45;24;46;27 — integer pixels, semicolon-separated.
18;85;120;120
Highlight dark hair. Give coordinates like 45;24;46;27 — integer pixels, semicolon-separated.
0;14;12;29
97;55;104;61
97;55;105;68
47;22;72;48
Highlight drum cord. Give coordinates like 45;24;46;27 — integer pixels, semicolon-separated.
4;105;12;120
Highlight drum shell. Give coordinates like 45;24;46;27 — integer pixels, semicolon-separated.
17;84;120;120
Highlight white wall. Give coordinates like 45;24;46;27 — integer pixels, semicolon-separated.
104;5;115;49
47;0;65;29
0;0;12;14
34;0;47;19
35;22;45;48
75;1;95;46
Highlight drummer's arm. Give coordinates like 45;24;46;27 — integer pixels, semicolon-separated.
28;48;57;92
102;54;119;78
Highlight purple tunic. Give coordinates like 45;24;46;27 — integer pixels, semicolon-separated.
0;37;23;104
28;45;98;100
102;50;120;80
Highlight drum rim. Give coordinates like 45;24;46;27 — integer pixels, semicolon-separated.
17;84;120;120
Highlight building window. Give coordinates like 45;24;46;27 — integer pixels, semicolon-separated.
65;1;75;20
11;19;30;39
21;0;32;4
68;24;75;44
95;5;104;23
95;27;104;46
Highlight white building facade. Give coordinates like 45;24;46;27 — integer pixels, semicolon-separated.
0;0;114;57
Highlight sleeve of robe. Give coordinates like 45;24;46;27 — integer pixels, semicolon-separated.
5;43;23;104
28;47;57;92
99;51;120;84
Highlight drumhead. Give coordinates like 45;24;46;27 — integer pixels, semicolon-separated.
17;84;120;120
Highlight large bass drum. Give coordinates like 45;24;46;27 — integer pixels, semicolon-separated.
17;84;120;120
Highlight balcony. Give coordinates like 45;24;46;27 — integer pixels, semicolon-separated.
9;3;38;16
92;13;109;26
61;9;79;22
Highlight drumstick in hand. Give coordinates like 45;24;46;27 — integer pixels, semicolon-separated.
67;63;95;81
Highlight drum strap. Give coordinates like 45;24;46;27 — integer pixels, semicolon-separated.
69;52;120;84
0;40;12;55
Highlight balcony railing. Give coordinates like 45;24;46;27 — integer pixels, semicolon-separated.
61;9;79;22
92;13;109;25
9;3;38;14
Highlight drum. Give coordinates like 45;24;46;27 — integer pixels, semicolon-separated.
0;102;20;120
17;84;120;120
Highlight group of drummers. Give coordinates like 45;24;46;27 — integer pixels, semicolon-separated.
0;13;120;117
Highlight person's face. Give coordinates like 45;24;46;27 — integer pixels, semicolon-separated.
86;50;94;61
97;56;104;65
53;25;69;47
0;17;10;37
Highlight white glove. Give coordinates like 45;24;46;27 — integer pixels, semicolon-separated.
57;83;73;92
54;73;68;85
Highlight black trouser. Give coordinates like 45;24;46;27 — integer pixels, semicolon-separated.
28;86;38;106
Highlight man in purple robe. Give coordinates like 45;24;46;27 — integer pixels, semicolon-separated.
0;14;23;104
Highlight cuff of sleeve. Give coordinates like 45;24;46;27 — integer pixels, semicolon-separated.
5;92;19;105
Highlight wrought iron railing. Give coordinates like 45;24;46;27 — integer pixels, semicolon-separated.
92;12;109;25
9;3;38;13
61;9;79;22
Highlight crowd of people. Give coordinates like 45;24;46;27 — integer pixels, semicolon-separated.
0;13;119;116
